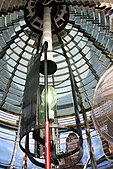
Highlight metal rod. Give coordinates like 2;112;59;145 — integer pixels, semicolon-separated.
42;6;53;169
83;154;91;169
44;41;49;121
10;117;21;169
42;7;53;61
44;120;51;169
43;40;50;169
81;107;97;169
66;58;82;137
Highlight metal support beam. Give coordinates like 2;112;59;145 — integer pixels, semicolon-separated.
10;117;21;169
42;7;53;169
43;41;51;169
81;107;97;169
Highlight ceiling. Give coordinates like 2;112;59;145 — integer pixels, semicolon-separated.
0;0;113;168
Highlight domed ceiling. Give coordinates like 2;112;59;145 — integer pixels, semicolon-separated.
0;0;113;168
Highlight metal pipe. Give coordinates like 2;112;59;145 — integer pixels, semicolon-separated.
43;41;49;121
43;40;50;169
10;117;21;169
44;121;51;169
42;7;53;61
81;107;97;169
83;154;91;169
66;58;82;137
42;6;53;169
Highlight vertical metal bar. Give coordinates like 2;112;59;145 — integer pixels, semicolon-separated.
42;6;52;169
83;154;91;169
10;119;21;169
43;41;50;169
42;7;53;61
22;153;28;169
66;57;82;137
81;107;97;169
44;41;49;121
44;120;51;169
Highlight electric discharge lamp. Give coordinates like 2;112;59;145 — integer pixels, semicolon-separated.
41;86;57;120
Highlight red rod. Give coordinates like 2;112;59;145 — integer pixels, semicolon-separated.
44;121;51;169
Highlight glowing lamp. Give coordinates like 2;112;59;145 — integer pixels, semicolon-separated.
41;86;57;120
